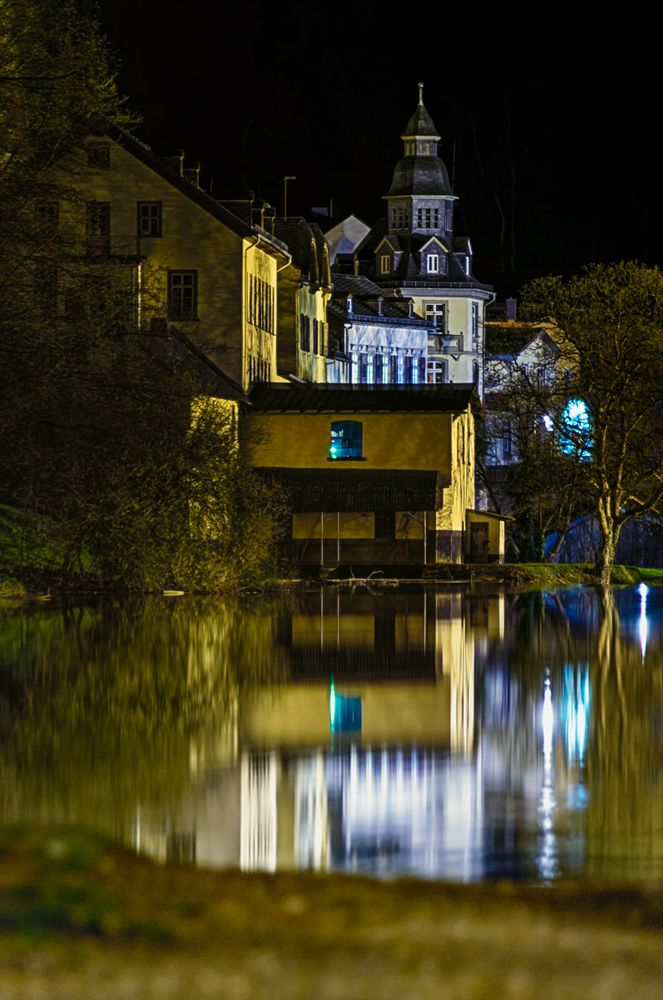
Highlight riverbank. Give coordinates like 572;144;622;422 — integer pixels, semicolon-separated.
1;826;662;999
3;562;663;600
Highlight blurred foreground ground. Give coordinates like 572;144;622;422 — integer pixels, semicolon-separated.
1;827;663;999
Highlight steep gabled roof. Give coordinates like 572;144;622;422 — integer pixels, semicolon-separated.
108;128;290;262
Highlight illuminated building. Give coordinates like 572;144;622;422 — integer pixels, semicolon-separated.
340;85;494;394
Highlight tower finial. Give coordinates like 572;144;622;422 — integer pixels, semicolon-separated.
418;81;424;106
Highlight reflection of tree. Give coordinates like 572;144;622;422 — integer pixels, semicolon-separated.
0;598;286;836
587;589;663;879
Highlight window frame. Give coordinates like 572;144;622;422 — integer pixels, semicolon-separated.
168;269;198;321
137;201;163;237
329;420;364;461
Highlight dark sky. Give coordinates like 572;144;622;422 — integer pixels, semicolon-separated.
97;2;663;295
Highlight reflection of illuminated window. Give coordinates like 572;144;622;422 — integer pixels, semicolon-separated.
330;681;362;734
329;420;362;460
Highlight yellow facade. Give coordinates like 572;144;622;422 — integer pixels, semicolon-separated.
249;411;454;476
248;398;476;560
54;134;288;392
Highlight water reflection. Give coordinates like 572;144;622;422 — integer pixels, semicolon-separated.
3;585;663;883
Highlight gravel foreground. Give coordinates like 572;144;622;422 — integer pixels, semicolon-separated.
1;828;663;999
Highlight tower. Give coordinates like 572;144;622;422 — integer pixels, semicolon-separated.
356;85;494;394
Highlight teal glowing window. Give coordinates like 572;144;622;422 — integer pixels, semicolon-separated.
561;398;592;460
329;420;362;460
330;681;362;734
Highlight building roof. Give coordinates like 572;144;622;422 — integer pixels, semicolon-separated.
254;468;443;512
248;382;477;413
485;324;560;359
275;217;330;286
402;101;440;139
386;156;454;198
108;129;290;262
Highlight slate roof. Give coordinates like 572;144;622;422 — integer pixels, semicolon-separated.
485;324;558;358
402;101;440;139
248;382;477;413
274;217;330;286
386;155;454;197
254;468;442;512
332;273;384;296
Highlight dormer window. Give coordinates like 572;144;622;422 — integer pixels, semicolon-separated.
426;254;439;274
380;255;390;275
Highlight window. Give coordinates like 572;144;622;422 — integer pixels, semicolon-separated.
472;302;480;346
366;353;374;384
426;254;439;273
249;275;275;332
329;421;362;460
351;352;359;383
425;302;446;331
138;201;162;237
380;254;390;274
397;354;405;384
168;270;198;320
35;201;59;235
86;201;110;253
427;359;447;384
300;314;310;351
313;318;319;354
87;142;110;169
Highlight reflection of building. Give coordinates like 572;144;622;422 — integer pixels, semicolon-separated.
248;382;478;565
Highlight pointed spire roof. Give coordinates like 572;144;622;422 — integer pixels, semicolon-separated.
386;84;453;198
402;82;440;139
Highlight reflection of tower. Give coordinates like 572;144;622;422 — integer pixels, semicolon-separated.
240;752;278;871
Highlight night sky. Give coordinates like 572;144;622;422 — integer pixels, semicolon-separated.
97;3;663;295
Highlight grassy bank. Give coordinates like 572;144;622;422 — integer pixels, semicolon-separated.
1;826;663;999
4;500;663;597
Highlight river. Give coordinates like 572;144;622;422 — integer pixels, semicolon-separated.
1;583;662;883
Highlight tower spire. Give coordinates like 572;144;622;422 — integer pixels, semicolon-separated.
418;81;424;106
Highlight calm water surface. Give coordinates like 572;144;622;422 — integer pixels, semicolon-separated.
1;584;663;884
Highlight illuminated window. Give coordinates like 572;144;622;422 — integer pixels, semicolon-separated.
168;270;198;320
87;142;110;168
351;352;359;383
380;254;390;274
137;201;162;237
366;354;374;384
329;421;363;460
427;254;439;273
561;398;592;460
397;354;405;384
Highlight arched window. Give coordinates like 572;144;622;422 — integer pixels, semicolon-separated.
329;420;363;460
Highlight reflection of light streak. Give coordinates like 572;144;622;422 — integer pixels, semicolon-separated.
638;583;649;660
539;674;557;880
542;676;553;755
563;666;590;764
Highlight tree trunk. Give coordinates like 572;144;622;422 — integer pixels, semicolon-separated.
594;520;620;587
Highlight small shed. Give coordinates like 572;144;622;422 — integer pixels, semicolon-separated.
465;509;511;564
